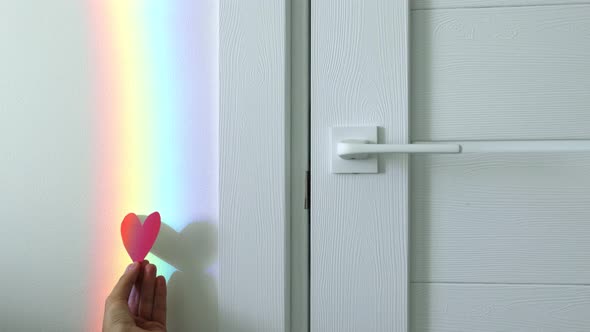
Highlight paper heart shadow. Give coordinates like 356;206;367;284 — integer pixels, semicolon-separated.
150;220;216;273
128;216;255;332
138;217;227;332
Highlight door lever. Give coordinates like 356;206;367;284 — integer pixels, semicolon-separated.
338;139;590;160
331;126;590;174
337;139;460;160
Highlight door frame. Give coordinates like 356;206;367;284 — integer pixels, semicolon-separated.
219;0;310;331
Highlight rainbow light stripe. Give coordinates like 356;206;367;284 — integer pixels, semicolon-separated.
87;1;218;330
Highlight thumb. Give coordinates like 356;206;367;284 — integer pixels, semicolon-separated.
109;262;141;302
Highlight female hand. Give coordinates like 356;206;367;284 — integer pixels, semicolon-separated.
103;260;167;332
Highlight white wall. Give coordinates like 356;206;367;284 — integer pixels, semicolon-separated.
0;1;219;331
0;2;93;331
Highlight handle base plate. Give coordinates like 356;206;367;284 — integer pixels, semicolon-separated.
331;126;378;174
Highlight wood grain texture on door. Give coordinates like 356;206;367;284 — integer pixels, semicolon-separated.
411;153;590;284
412;283;590;331
311;1;409;331
220;0;290;331
411;3;590;331
411;4;590;140
411;0;590;10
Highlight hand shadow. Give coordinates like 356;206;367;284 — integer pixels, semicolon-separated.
150;220;218;331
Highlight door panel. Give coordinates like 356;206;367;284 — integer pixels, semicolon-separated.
411;284;590;331
412;0;590;10
411;5;590;141
411;153;590;284
311;1;409;331
410;3;590;331
312;1;590;331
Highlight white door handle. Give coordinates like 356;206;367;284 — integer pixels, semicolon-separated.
338;139;590;160
331;126;590;174
337;139;461;159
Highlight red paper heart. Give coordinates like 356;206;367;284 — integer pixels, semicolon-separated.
121;212;161;262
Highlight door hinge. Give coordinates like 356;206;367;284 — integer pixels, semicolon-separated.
304;170;310;210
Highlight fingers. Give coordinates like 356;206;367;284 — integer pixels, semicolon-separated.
152;276;167;326
115;259;166;326
108;262;141;302
128;260;149;316
138;263;157;320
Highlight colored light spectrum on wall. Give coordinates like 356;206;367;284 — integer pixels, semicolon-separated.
87;0;218;330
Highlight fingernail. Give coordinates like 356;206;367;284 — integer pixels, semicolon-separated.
127;262;139;272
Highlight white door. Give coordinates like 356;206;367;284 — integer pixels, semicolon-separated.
312;1;590;331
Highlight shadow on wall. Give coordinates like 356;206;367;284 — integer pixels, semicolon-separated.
150;220;218;331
